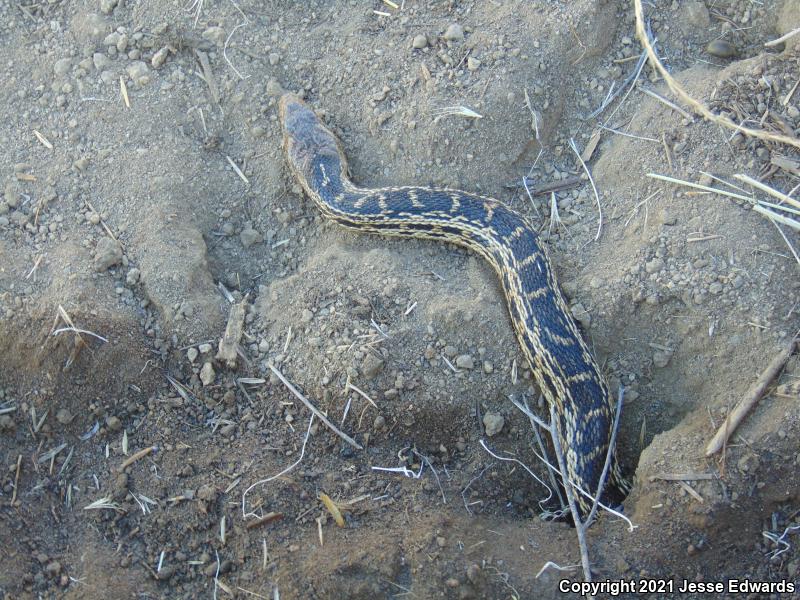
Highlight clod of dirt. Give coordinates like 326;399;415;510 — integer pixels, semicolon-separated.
240;225;262;248
93;237;123;271
482;412;504;437
443;24;464;42
200;362;215;386
361;353;384;379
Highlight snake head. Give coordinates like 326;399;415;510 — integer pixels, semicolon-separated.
279;94;346;188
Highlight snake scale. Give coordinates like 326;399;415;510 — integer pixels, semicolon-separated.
279;93;629;517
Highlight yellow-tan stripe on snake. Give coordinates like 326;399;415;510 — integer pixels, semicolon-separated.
279;93;630;518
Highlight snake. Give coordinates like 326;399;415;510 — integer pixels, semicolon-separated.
279;93;629;517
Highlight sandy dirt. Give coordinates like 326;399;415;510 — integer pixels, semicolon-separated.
1;0;800;598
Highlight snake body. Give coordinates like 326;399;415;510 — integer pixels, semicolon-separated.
279;94;629;516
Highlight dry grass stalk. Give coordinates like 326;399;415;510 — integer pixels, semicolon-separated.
244;512;283;530
568;138;602;240
119;445;156;470
734;174;800;211
765;27;800;47
634;0;800;150
10;454;22;505
319;492;345;527
268;364;363;450
119;76;130;108
705;336;798;456
226;155;250;184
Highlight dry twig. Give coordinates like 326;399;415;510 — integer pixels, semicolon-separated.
705;336;798;456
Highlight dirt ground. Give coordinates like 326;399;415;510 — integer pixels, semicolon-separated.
1;0;800;598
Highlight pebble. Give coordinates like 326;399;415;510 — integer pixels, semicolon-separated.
483;412;504;437
93;52;111;70
652;350;671;368
373;415;386;430
571;303;591;328
361;354;384;379
412;34;428;49
151;47;170;69
187;347;199;363
126;61;150;86
0;415;15;430
467;57;481;71
199;343;213;354
455;354;474;369
443;24;464;42
45;561;61;577
156;565;176;580
706;40;737;58
106;415;122;431
482;361;493;374
99;0;118;14
56;408;73;425
239;225;262;248
269;53;281;66
202;26;226;45
645;258;664;273
126;268;140;285
466;564;480;584
265;78;283;96
94;237;123;271
53;58;72;76
301;309;314;323
200;362;215;386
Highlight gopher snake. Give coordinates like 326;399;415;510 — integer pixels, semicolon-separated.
279;94;629;516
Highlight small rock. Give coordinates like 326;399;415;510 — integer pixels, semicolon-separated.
265;78;283;96
0;415;15;431
445;577;459;588
197;483;216;501
93;52;111;70
99;0;118;14
45;561;61;577
443;24;464;42
200;362;215;386
652;350;671;368
645;258;664;273
56;408;73;425
373;415;386;430
436;536;446;547
126;268;140;285
706;39;737;58
482;361;493;374
571;303;591;328
94;237;123;271
240;226;263;248
106;415;122;431
156;565;176;580
269;53;281;66
151;46;170;69
300;308;314;323
455;354;474;369
202;26;226;45
708;282;723;294
361;354;384;379
126;61;150;86
187;347;199;363
466;563;481;584
681;0;710;27
198;342;213;354
53;58;72;76
412;34;428;49
467;56;481;71
483;412;504;437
